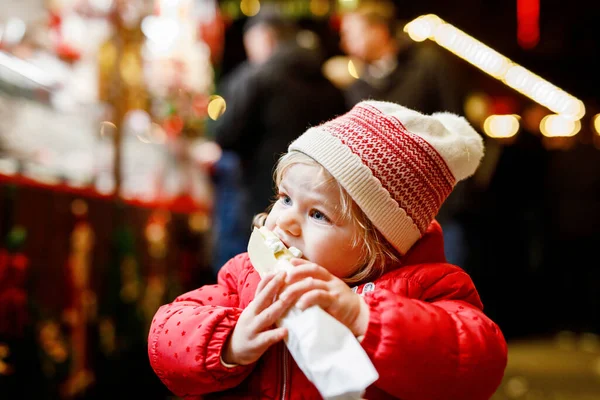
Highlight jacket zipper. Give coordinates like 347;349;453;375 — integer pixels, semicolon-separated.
281;344;289;400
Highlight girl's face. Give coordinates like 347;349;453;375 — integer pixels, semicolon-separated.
265;163;364;279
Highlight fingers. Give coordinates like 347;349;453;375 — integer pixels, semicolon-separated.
285;262;332;284
256;327;288;349
288;258;310;267
279;276;329;303
255;272;276;294
252;271;287;314
296;289;334;311
252;295;295;331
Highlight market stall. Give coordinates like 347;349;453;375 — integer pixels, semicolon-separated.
0;0;222;397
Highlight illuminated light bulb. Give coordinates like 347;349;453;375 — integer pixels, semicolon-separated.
404;16;439;42
142;16;180;55
464;92;491;125
207;95;226;121
504;376;529;398
407;14;585;120
421;14;443;27
338;0;358;6
240;0;260;17
505;65;527;88
71;199;88;217
431;24;452;45
592;114;600;135
348;60;359;79
433;25;510;78
404;21;430;42
564;99;586;120
550;91;568;106
483;115;520;138
552;95;569;112
520;75;537;94
189;212;210;233
532;81;551;101
540;115;581;137
480;52;499;71
146;222;166;243
322;56;357;87
505;68;584;120
310;0;330;16
486;56;510;78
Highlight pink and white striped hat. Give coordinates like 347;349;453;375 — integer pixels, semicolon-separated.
288;100;484;255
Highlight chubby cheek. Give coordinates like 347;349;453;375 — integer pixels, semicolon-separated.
306;237;363;279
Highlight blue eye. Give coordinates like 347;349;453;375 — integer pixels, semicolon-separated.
280;195;292;206
310;209;330;222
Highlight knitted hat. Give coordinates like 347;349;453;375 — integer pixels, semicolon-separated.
288;100;484;255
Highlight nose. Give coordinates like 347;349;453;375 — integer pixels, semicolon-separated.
276;208;301;237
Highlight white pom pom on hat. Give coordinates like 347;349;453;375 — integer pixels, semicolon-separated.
289;100;484;255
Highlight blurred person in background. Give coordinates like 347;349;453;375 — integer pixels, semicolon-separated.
339;0;464;114
339;0;473;267
207;7;347;278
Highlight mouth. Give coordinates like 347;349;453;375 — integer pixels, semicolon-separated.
272;229;303;258
272;228;289;247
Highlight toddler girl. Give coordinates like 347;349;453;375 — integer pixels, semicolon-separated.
148;100;508;399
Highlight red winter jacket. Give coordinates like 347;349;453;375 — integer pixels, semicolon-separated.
148;221;507;399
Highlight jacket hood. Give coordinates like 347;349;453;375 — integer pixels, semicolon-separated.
403;219;448;266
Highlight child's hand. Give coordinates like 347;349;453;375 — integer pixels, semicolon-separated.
279;258;370;337
222;271;292;365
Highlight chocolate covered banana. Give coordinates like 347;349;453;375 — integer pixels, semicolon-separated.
247;226;302;277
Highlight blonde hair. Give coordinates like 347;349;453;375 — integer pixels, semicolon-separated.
253;151;400;284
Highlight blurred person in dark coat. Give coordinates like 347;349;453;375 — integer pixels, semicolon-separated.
338;0;471;266
339;0;464;115
209;8;347;276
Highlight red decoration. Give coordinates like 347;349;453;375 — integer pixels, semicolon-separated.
47;10;82;62
517;0;540;49
198;9;226;65
55;42;82;63
490;96;519;115
48;11;62;29
0;249;30;337
163;115;185;138
329;13;341;32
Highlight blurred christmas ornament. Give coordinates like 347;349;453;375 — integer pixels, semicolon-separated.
0;225;29;338
62;203;96;398
143;0;215;139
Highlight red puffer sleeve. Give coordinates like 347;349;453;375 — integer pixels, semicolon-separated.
361;272;507;400
148;254;255;397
